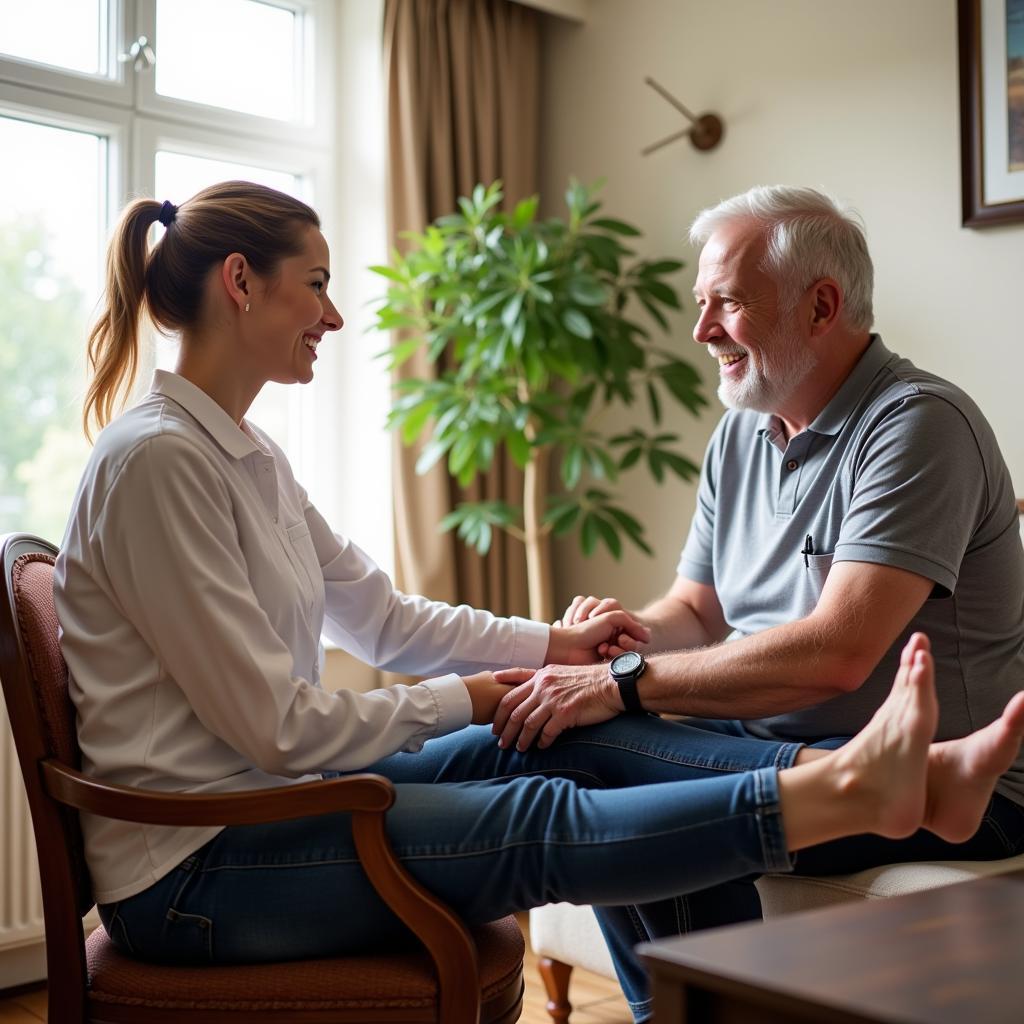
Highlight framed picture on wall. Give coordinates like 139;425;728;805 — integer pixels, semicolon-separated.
958;0;1024;226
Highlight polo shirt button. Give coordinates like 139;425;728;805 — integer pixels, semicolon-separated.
786;459;798;471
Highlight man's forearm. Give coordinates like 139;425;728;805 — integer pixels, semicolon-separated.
637;617;865;719
638;594;722;652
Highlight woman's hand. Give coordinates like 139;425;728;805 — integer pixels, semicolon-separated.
544;607;650;665
463;668;535;724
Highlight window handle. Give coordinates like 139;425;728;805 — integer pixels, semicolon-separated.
119;35;156;72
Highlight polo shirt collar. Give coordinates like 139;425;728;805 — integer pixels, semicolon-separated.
755;334;892;442
150;370;261;460
808;334;891;436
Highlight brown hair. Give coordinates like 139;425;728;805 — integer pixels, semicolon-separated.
84;180;320;438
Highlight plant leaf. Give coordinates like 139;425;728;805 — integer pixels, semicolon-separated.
646;380;662;424
562;309;593;340
591;217;642;236
506;430;531;469
591;514;622;559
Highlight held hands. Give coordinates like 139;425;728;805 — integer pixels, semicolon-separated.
545;601;650;665
463;669;535;725
470;597;646;748
554;595;649;661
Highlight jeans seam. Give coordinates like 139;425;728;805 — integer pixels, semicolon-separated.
106;903;135;956
774;741;803;771
555;736;785;774
628;995;653;1019
752;767;792;873
624;904;648;944
393;816;752;861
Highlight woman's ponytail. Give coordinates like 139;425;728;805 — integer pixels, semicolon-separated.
83;199;161;440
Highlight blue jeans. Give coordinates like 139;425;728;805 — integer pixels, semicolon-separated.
101;716;800;1023
356;716;1024;1021
588;718;1024;1019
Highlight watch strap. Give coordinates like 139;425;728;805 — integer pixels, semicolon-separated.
615;671;644;713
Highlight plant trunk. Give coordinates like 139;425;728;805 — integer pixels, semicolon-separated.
523;447;553;623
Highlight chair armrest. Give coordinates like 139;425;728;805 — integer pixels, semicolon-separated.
41;759;485;1024
40;759;392;824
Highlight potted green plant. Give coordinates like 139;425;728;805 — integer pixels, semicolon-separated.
371;180;707;621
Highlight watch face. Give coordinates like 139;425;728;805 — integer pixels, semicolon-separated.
611;651;643;675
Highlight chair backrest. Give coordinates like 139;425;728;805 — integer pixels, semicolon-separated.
0;533;92;1013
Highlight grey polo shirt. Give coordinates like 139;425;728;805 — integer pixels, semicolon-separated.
678;336;1024;805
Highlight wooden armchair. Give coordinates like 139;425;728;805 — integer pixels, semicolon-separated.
0;533;524;1024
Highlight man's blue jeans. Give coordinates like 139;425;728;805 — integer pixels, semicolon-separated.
101;715;800;1022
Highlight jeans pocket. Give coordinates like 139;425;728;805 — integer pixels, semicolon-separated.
162;907;214;963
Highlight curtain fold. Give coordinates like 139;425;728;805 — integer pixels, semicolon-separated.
383;0;543;616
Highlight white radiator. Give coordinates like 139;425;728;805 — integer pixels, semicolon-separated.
0;704;99;989
0;701;45;988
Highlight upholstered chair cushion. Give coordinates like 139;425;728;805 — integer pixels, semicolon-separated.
86;917;525;1015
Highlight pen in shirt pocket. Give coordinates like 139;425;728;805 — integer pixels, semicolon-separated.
802;534;814;567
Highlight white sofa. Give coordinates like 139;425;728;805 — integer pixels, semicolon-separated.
529;851;1024;1021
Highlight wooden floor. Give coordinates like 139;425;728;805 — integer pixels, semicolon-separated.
0;914;631;1024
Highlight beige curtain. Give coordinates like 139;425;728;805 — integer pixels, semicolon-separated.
383;0;544;616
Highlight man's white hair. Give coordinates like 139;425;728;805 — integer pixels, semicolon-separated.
689;186;874;332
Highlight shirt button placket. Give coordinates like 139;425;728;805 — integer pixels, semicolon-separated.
778;448;803;515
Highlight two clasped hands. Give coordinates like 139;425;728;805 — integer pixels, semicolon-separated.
462;594;640;751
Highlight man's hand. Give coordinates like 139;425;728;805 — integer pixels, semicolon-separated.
560;594;626;625
491;662;622;750
463;668;534;725
544;608;650;665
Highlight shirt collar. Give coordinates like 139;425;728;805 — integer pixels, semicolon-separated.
150;370;261;461
807;334;891;436
755;334;892;442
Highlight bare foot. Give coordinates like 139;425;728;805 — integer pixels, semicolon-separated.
923;691;1024;842
827;633;938;840
780;634;939;851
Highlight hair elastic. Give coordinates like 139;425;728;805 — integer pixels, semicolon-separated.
157;200;178;227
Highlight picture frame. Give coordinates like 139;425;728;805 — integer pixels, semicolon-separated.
958;0;1024;227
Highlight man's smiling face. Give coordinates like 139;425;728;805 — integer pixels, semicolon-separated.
692;218;817;415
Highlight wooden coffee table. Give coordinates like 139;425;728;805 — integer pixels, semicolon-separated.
638;872;1024;1023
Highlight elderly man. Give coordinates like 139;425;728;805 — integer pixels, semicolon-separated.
485;185;1024;1016
374;186;1024;1023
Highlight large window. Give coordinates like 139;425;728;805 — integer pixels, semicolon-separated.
0;0;393;571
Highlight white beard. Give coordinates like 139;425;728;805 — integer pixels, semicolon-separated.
717;320;817;414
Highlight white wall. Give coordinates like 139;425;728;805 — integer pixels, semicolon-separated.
540;0;1024;611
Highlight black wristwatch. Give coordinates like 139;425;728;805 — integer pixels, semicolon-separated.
609;651;646;713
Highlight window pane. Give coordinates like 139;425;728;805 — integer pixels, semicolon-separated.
155;0;299;121
0;117;101;542
0;0;104;75
153;150;306;453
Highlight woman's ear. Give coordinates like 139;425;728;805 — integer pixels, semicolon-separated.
220;253;251;312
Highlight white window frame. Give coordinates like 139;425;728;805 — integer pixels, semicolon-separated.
0;0;133;107
0;81;130;231
132;0;335;148
0;0;393;573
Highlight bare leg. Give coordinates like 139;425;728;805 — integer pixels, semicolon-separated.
786;633;1024;848
779;633;938;850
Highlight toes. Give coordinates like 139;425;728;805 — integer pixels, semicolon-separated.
1002;691;1024;736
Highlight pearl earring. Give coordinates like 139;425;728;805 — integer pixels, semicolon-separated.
244;302;250;313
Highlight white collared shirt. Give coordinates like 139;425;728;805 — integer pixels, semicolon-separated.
54;371;549;903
